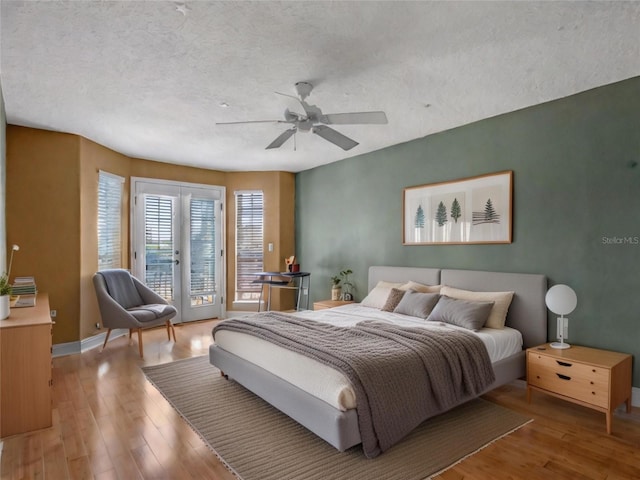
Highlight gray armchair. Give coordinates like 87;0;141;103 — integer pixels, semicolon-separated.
93;269;177;358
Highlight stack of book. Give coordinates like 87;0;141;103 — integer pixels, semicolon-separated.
11;277;37;307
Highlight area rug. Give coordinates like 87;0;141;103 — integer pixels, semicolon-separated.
142;355;531;480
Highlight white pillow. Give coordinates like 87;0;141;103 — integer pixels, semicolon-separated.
399;280;442;293
361;281;405;309
439;286;514;329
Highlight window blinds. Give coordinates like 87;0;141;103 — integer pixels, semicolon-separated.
190;198;216;296
235;191;264;300
97;171;124;270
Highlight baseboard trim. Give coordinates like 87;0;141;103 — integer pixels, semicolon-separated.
52;329;128;358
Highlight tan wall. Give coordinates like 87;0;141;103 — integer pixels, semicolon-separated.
226;172;296;311
7;125;295;344
6;126;82;344
79;138;131;340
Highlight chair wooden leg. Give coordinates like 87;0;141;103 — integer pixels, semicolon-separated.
166;320;177;342
102;328;112;351
137;328;144;358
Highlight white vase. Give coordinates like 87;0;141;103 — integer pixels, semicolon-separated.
331;287;341;301
0;295;9;320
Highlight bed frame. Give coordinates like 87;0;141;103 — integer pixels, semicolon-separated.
209;266;547;451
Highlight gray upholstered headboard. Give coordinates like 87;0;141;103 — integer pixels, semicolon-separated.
368;266;547;349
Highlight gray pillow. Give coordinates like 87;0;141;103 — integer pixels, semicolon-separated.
393;290;440;318
426;295;494;331
381;288;406;312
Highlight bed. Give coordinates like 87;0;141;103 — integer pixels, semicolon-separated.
209;266;547;455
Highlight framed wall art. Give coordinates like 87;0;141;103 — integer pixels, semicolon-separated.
403;170;513;245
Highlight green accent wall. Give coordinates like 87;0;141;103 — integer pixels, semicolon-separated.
296;76;640;387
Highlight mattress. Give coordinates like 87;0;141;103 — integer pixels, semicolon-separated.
214;304;523;411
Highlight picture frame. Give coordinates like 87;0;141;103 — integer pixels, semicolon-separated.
403;170;513;245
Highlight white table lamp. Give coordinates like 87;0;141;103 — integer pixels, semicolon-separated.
545;284;577;349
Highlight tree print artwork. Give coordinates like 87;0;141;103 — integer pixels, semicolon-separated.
436;201;448;226
414;204;425;229
403;171;511;244
450;198;461;223
472;198;501;225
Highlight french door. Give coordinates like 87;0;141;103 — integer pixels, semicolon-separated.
131;178;225;322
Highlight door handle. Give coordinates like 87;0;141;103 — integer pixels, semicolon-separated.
175;259;180;265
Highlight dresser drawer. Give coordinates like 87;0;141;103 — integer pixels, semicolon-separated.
527;353;610;408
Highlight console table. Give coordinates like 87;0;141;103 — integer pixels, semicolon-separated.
253;271;311;311
0;293;53;437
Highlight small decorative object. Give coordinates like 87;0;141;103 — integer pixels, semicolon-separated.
403;171;512;244
545;284;577;349
331;268;354;301
339;269;354;300
330;275;342;301
0;245;19;320
7;244;19;277
0;274;11;320
285;255;296;272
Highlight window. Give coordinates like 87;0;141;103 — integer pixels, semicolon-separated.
190;197;217;305
235;191;264;301
143;195;174;299
98;171;124;270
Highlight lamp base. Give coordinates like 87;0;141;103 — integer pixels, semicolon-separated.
550;341;571;349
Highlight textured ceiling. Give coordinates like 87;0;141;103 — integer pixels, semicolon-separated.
1;1;639;173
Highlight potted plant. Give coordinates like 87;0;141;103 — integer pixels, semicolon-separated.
330;275;341;301
0;273;11;320
339;269;354;301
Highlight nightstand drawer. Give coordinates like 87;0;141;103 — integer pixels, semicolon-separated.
528;353;610;408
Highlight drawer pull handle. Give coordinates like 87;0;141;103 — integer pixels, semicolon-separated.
556;373;571;381
556;361;573;367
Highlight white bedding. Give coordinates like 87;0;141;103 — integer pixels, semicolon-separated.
214;304;522;411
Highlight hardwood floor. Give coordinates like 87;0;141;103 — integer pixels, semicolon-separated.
1;320;639;479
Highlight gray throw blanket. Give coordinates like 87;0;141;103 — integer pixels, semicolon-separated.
213;312;495;458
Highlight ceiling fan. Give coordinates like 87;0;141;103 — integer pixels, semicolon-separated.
216;82;388;151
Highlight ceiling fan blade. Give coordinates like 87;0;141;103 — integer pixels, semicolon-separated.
266;128;296;149
312;125;359;151
216;120;286;125
320;111;388;125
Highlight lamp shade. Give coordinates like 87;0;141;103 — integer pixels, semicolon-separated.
545;284;577;315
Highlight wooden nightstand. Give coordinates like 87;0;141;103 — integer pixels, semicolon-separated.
313;300;355;311
527;343;632;434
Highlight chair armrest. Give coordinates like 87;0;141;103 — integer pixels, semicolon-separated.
133;277;170;305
